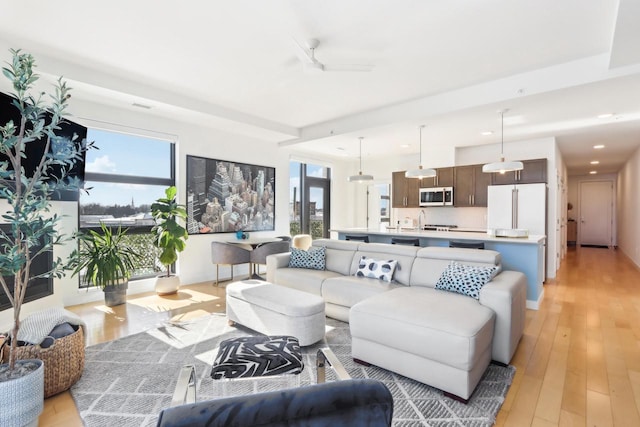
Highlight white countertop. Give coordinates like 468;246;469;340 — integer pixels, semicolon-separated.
332;228;546;245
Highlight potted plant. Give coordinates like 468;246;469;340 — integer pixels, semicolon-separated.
0;49;89;426
72;223;141;306
151;186;188;295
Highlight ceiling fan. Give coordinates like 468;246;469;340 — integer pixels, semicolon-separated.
292;38;374;73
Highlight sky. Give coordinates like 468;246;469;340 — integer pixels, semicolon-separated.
81;129;172;207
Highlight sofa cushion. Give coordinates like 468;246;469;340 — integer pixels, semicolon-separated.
410;247;501;288
435;261;499;300
354;257;398;282
312;239;359;275
350;286;495;371
351;243;418;285
289;246;326;270
322;276;401;309
272;267;343;296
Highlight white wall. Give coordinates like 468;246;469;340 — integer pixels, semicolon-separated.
616;145;640;267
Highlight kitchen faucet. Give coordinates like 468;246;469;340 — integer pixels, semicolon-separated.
418;210;426;230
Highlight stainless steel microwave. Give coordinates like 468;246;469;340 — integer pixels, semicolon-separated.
419;187;454;206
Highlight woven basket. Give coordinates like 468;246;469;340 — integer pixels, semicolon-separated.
1;327;85;398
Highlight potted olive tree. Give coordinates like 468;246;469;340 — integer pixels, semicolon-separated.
72;223;141;306
151;186;188;295
0;49;89;426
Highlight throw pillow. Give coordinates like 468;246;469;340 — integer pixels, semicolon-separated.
355;256;398;282
288;246;326;270
435;261;498;299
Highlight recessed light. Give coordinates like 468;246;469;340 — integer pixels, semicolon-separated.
400;144;410;148
597;113;613;119
590;160;599;165
593;144;605;149
481;131;493;136
590;171;598;174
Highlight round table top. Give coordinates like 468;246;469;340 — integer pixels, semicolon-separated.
226;236;282;247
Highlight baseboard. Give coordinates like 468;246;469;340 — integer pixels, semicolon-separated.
526;288;545;310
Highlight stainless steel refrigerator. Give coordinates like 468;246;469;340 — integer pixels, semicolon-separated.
487;183;547;236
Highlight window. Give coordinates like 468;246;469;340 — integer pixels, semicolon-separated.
289;161;331;238
78;128;175;286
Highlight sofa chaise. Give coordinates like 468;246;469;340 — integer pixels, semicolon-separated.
266;238;527;401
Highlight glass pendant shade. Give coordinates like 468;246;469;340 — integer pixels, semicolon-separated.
348;137;374;182
483;110;523;174
405;125;436;179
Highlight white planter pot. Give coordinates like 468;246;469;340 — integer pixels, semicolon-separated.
0;359;44;427
155;275;180;295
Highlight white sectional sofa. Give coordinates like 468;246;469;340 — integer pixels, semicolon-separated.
266;238;527;401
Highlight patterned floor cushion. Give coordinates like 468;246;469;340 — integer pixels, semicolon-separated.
210;335;304;380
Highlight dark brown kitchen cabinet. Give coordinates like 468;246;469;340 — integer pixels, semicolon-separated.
420;167;454;188
490;158;547;185
454;165;491;207
392;171;420;208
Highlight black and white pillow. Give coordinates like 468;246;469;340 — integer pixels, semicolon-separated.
355;256;398;282
435;261;498;299
210;335;303;380
288;246;326;270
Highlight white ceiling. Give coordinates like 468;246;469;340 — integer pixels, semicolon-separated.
1;0;639;175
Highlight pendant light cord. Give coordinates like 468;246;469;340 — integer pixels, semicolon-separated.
419;125;423;167
359;137;364;173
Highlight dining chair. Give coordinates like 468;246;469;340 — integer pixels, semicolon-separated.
210;242;251;285
249;240;291;279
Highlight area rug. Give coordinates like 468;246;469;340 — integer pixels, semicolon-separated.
70;314;515;426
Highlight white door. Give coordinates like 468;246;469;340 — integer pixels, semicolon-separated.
579;181;613;247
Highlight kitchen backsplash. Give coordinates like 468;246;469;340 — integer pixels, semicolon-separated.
392;206;488;229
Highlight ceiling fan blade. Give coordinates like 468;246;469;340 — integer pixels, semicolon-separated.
291;37;314;64
323;64;375;72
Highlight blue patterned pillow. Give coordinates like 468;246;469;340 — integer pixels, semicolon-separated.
355;257;398;282
435;261;498;299
288;246;326;270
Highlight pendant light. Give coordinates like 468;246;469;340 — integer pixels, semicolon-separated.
482;109;523;173
405;125;436;178
348;137;374;182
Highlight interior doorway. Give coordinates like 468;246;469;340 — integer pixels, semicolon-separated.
579;180;614;247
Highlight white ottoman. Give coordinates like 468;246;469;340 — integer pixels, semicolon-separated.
226;279;326;346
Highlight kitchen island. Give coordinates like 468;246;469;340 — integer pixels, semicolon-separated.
332;228;545;309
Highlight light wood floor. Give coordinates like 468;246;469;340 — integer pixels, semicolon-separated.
40;247;640;426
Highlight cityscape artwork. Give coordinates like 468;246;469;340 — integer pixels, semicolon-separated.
185;155;275;234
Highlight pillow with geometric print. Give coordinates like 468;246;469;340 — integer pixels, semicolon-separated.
288;246;326;270
354;256;398;283
435;261;498;300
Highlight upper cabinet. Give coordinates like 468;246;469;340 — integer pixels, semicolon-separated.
453;165;491;207
392;171;420;208
490;158;547;185
420;167;454;188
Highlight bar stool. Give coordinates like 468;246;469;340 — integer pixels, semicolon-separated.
449;241;485;249
345;235;369;243
391;237;420;246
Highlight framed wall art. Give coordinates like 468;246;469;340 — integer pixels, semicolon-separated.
185;155;275;234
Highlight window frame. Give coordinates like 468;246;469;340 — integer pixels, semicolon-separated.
78;128;177;287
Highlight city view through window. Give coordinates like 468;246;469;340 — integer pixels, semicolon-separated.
78;129;174;285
